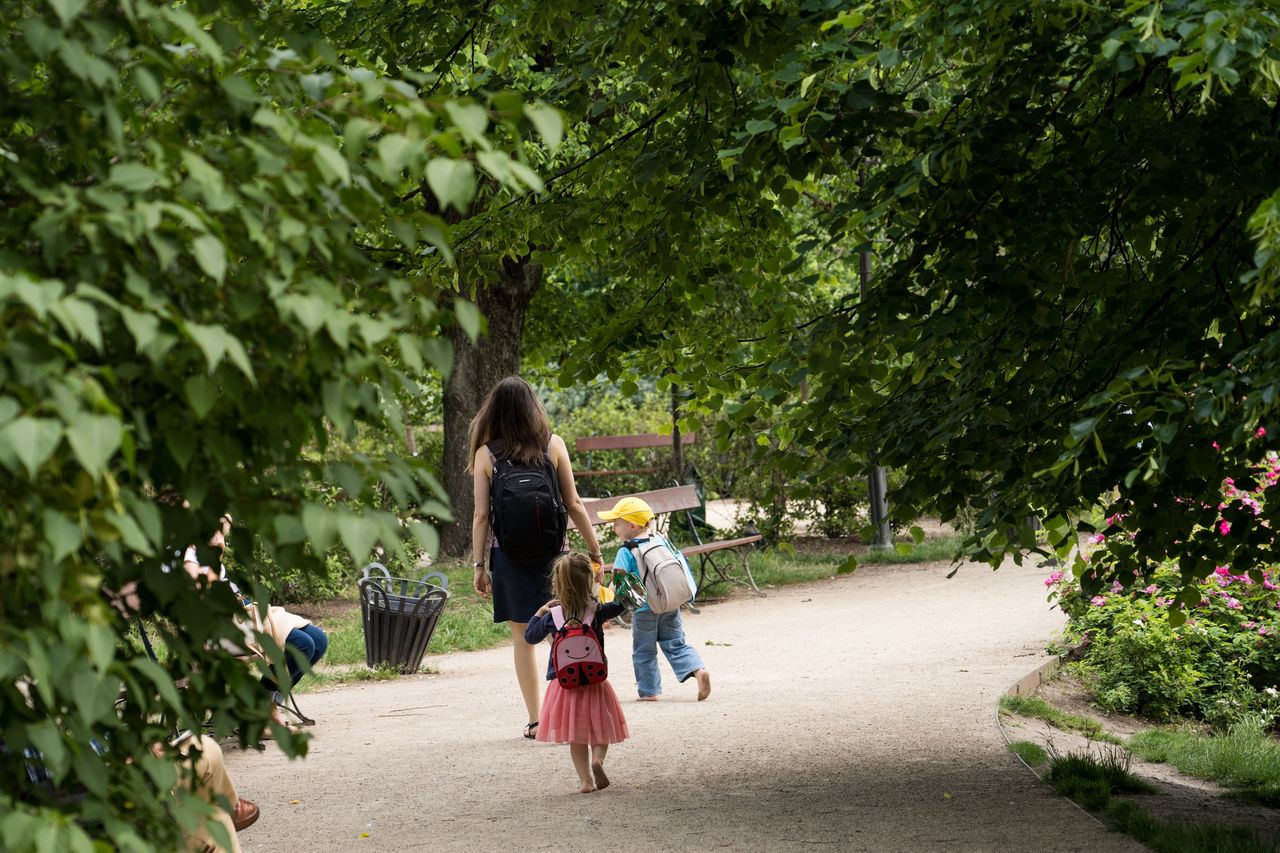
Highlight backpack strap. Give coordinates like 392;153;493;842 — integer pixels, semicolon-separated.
550;603;596;630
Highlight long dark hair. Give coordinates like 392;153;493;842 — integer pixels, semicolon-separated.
466;376;552;471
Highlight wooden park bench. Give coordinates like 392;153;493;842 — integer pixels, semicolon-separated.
574;432;697;487
572;484;765;598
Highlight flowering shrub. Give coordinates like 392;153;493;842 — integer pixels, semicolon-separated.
1050;565;1279;724
1048;452;1280;727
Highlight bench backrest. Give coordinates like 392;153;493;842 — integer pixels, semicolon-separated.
571;485;699;529
575;432;696;452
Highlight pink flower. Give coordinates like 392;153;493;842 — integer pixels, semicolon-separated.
1090;595;1107;607
1088;533;1106;544
1143;584;1158;594
1111;580;1124;593
1212;441;1221;450
1215;565;1231;576
1043;571;1064;587
1219;521;1232;535
1258;427;1268;438
1155;597;1171;607
1264;580;1278;591
1226;598;1242;610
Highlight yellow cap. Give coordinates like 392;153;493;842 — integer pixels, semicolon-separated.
598;496;655;525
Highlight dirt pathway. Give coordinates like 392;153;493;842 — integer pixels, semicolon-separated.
227;559;1142;852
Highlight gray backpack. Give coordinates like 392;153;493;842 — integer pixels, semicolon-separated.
626;535;695;614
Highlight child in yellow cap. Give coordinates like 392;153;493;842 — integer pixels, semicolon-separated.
599;497;711;701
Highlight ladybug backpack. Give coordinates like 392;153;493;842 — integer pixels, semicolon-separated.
549;604;608;689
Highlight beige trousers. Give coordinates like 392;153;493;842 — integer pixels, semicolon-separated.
177;735;243;853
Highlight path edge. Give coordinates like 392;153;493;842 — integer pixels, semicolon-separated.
994;655;1108;828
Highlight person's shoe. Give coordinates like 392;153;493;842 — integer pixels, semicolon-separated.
232;798;260;831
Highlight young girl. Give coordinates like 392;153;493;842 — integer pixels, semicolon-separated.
524;553;629;793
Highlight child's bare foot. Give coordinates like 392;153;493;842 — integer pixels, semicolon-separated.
637;695;659;702
695;669;711;701
592;763;610;791
578;780;596;794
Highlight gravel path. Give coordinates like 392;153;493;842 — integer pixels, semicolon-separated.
227;559;1142;852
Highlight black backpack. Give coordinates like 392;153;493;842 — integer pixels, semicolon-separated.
488;442;567;562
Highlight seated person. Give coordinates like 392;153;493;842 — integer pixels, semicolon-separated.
172;731;259;852
176;511;328;719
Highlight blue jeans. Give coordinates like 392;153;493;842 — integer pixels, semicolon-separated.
631;608;705;698
262;624;328;691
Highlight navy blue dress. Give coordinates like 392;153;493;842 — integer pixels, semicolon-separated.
489;544;557;623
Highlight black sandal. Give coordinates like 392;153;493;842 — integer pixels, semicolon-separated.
523;722;539;739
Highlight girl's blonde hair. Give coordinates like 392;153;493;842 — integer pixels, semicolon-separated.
466;376;552;472
551;552;595;619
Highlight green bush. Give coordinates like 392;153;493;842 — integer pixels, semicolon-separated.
1048;562;1279;726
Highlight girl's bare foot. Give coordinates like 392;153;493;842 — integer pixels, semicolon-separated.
695;669;711;701
592;763;610;791
578;780;596;794
637;695;659;702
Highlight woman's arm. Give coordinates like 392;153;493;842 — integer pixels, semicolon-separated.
549;434;603;563
471;447;493;598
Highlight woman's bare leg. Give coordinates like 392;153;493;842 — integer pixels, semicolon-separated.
509;622;541;727
570;743;595;793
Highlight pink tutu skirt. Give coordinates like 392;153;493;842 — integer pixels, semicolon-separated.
536;680;629;745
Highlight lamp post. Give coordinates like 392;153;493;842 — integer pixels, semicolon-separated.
860;223;893;552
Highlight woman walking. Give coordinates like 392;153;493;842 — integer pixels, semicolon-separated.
468;377;605;739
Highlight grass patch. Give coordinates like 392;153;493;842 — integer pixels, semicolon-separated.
999;694;1124;744
1042;744;1278;852
1129;720;1280;807
729;549;847;588
1046;747;1156;810
1009;740;1049;767
856;533;967;565
1105;799;1279;853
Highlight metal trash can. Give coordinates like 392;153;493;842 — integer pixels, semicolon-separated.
359;563;450;674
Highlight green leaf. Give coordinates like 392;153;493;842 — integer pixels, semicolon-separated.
425;158;476;213
377;134;415;175
455;300;482;343
219;74;257;106
445;101;489;142
191;234;227;283
48;0;87;27
524;102;563;153
184;375;219;419
132;657;186;720
108;162;160;193
119;307;161;351
65;413;122;480
27;720;68;782
745;119;777;135
301;503;337;552
0;417;63;477
41;510;82;562
312;144;351;185
337;512;377;564
909;525;925;544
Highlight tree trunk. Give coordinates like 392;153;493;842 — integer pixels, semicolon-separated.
438;256;544;557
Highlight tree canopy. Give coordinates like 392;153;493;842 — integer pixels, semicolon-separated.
558;1;1280;606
